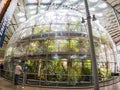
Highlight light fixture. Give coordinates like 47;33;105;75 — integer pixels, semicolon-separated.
96;13;103;17
41;0;51;3
17;2;21;6
80;2;84;6
98;3;107;8
68;0;79;3
63;61;67;67
92;14;97;21
89;0;98;3
19;17;26;22
30;43;37;47
53;0;61;4
81;17;85;23
70;55;78;59
17;12;25;17
39;10;45;14
40;5;47;9
27;0;37;3
80;10;85;13
52;54;60;59
28;5;37;9
30;10;36;14
64;2;70;5
89;8;95;11
79;55;87;60
81;14;96;23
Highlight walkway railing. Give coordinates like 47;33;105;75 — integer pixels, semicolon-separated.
0;69;120;89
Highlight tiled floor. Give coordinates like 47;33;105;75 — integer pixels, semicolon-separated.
0;77;120;90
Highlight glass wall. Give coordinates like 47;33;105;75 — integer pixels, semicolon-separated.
4;10;116;86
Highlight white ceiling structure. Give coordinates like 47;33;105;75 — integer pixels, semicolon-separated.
0;0;120;58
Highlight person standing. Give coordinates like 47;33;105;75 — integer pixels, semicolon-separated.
0;63;2;77
22;64;28;88
14;63;22;85
0;62;4;77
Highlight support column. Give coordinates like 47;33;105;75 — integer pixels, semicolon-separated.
84;0;99;90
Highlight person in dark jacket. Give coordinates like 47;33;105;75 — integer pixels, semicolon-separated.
0;63;4;77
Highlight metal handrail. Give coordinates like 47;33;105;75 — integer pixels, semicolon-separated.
1;69;120;89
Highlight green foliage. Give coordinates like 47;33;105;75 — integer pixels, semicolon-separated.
46;40;55;52
107;69;112;78
34;26;40;34
98;67;112;81
80;60;92;81
25;58;93;82
28;41;40;54
66;20;82;32
75;20;82;32
61;39;81;52
34;26;50;34
84;60;92;75
100;33;109;45
26;60;39;73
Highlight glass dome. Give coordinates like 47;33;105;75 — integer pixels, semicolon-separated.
4;10;116;86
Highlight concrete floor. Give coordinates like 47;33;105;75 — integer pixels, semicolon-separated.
0;77;120;90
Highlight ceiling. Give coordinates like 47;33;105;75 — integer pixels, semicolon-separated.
0;0;120;58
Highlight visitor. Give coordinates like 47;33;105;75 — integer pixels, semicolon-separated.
0;63;1;77
22;64;28;88
14;63;22;85
54;73;58;81
23;64;28;73
0;62;4;77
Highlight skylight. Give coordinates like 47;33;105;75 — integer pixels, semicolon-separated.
17;12;25;17
41;0;51;3
68;0;79;3
28;5;37;9
19;17;26;22
90;8;95;11
89;0;98;3
53;0;62;4
30;10;36;15
98;3;107;8
27;0;37;3
96;13;103;17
